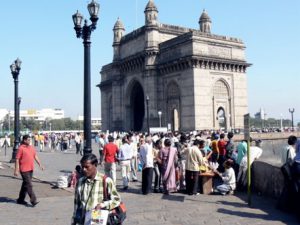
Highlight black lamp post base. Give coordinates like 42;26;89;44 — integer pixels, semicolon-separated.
83;147;92;156
10;148;18;163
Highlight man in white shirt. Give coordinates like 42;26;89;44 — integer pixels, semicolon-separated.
98;133;106;165
118;136;133;190
139;136;154;195
129;135;138;181
214;159;236;195
74;133;82;155
281;135;297;166
237;141;263;188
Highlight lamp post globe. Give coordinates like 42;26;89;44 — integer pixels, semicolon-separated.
72;0;99;156
158;111;162;127
10;58;22;163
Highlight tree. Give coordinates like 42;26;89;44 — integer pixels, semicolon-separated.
20;118;39;132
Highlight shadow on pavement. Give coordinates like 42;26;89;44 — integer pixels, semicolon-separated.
217;208;288;222
216;192;298;224
0;197;16;203
0;174;22;180
161;194;185;202
59;169;72;173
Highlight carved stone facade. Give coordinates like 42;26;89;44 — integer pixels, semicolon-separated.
98;0;251;132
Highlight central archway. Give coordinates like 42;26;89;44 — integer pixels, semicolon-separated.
130;82;145;131
166;81;181;131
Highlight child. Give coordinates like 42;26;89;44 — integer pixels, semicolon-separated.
69;165;82;188
214;159;236;195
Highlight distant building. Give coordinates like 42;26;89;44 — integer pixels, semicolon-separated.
0;108;64;121
0;109;9;121
99;0;251;132
77;116;102;128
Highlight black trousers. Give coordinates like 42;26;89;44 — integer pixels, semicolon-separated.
75;143;81;154
153;163;161;191
18;171;37;204
142;167;153;195
99;150;104;165
185;170;199;195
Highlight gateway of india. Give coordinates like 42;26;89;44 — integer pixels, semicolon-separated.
98;0;251;132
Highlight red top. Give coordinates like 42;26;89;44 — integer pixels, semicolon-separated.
16;144;36;172
218;139;227;156
103;142;119;163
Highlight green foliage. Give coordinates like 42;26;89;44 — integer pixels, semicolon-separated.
249;116;293;128
12;118;85;132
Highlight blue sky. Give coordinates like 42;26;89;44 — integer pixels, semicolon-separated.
0;0;299;121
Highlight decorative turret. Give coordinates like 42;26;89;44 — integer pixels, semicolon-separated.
113;17;125;61
144;0;158;26
113;17;125;44
199;9;211;33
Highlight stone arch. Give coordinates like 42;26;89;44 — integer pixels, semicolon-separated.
125;79;145;131
166;81;181;131
213;79;231;130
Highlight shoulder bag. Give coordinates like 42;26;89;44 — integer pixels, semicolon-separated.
103;176;126;225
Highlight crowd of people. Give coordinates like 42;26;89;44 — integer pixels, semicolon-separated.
9;129;300;224
91;130;264;196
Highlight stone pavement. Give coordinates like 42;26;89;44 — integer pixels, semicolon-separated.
0;144;299;225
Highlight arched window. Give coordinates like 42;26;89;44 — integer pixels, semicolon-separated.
167;82;180;99
213;80;229;97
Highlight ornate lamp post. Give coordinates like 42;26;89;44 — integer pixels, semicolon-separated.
158;111;162;127
72;0;100;156
289;108;295;130
10;58;22;163
146;96;150;134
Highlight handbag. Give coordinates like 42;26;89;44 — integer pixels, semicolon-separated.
280;149;293;181
103;176;126;225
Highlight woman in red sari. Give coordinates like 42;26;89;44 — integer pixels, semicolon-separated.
157;138;178;194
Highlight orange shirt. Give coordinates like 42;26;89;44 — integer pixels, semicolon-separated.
211;140;219;154
16;144;36;172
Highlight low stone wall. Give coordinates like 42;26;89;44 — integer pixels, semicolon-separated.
252;161;284;198
234;131;300;141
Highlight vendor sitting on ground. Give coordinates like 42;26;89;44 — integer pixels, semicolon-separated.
213;159;236;195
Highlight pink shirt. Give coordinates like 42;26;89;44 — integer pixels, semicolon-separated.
16;144;36;172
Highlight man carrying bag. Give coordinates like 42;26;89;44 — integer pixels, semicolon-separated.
72;154;125;225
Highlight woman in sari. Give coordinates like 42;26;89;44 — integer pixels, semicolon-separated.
157;138;178;194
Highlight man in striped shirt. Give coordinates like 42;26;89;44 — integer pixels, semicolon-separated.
71;154;121;225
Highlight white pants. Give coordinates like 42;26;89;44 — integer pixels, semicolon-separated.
216;184;231;195
104;162;117;184
120;160;131;187
131;156;138;180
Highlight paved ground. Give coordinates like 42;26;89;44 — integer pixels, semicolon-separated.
0;144;299;225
